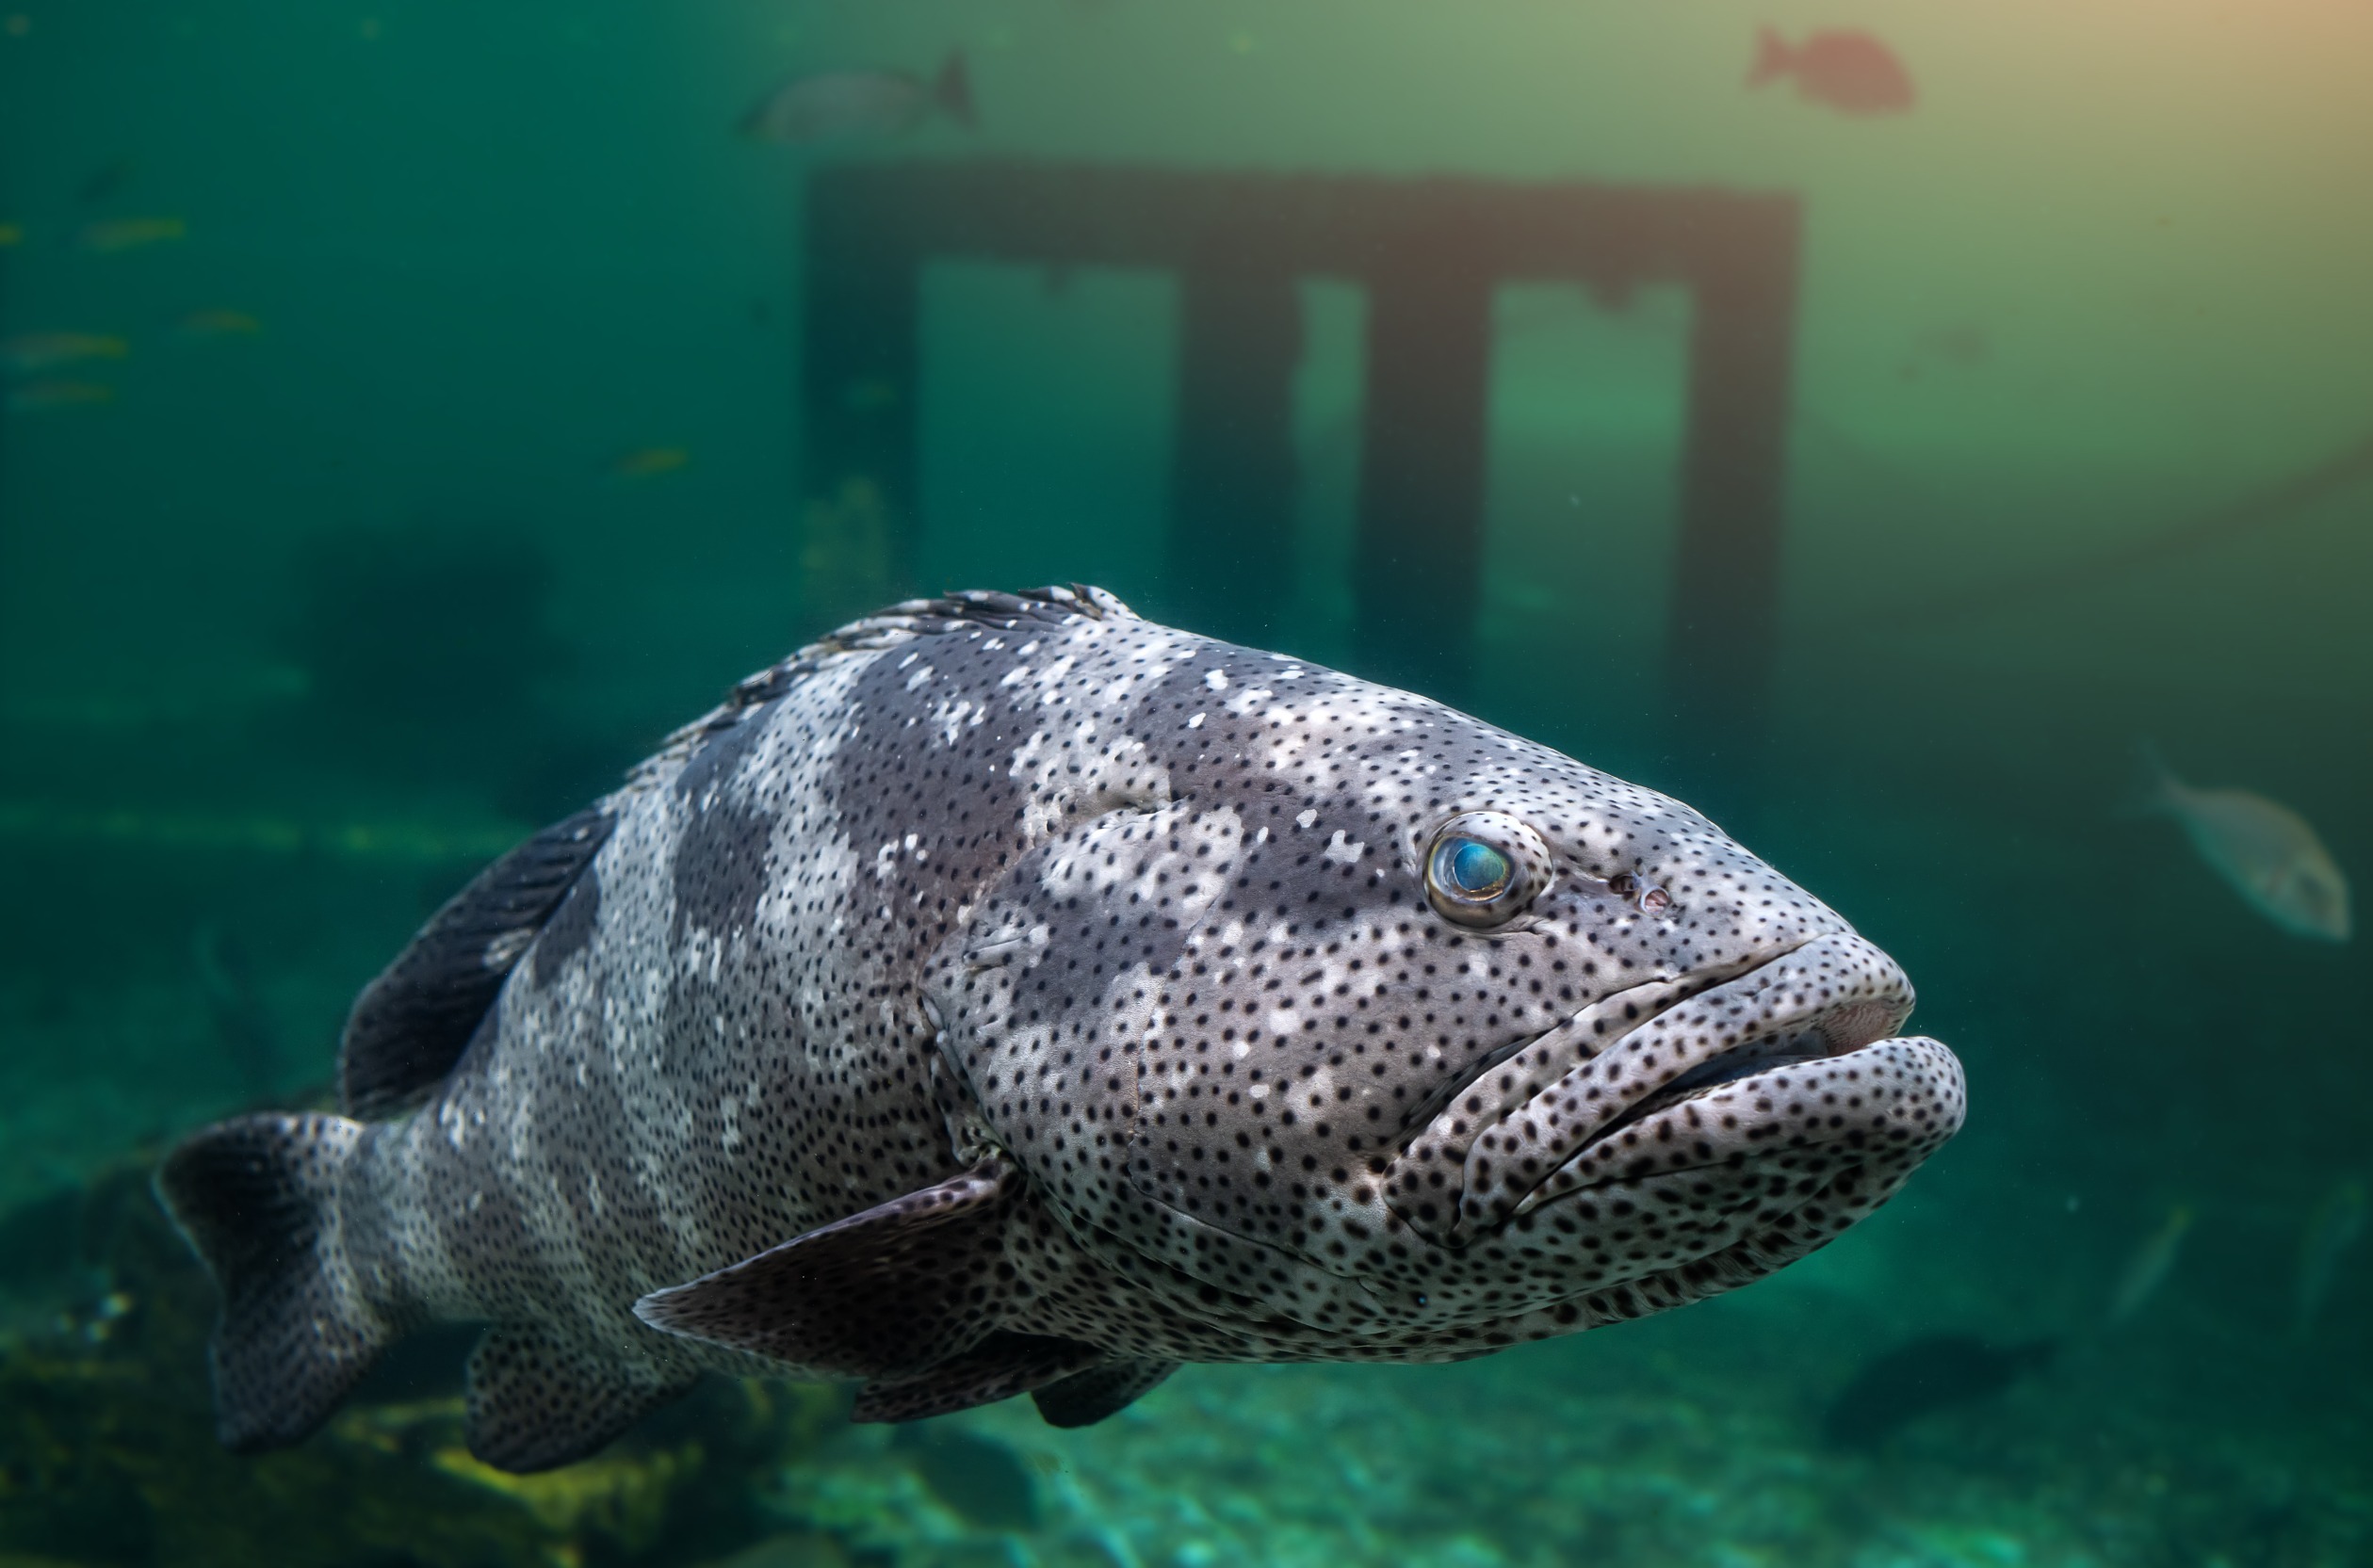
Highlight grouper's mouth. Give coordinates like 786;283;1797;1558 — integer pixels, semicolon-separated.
1381;930;1918;1247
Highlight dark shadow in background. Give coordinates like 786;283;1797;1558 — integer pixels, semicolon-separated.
274;522;626;825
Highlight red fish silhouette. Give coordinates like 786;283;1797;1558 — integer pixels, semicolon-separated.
1748;26;1915;116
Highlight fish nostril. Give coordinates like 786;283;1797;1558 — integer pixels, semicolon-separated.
1605;872;1669;915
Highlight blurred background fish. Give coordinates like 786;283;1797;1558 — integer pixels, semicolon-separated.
2109;1204;2193;1325
2294;1179;2366;1339
610;445;689;479
76;217;185;253
6;381;114;413
2139;747;2351;942
0;221;24;248
1748;27;1915;116
1821;1334;2058;1448
738;52;976;145
1;333;129;376
173;309;261;339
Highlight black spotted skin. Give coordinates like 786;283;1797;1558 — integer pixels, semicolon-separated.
298;587;1962;1439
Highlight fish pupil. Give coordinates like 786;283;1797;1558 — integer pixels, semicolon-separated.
1445;838;1510;897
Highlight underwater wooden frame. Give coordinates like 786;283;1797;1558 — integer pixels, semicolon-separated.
799;160;1800;736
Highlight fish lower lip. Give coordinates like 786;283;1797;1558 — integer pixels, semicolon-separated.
1385;930;1915;1245
1512;1033;1963;1226
1384;951;1791;1223
1576;1035;1831;1145
1392;962;1766;1148
1646;1040;1822;1098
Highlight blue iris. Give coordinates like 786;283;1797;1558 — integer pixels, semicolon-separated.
1439;836;1512;898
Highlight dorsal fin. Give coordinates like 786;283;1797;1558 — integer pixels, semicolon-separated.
626;587;1138;791
721;587;1136;711
338;806;612;1119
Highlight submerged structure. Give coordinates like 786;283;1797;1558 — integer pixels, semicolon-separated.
799;163;1802;736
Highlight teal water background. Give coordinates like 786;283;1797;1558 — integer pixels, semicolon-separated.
3;3;2370;1564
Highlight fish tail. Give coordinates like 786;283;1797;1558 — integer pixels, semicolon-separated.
154;1111;395;1452
935;50;978;129
1747;26;1794;88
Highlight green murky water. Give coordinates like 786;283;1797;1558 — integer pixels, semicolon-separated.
3;3;2368;1564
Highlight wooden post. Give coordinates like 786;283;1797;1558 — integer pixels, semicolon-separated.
799;177;922;630
1666;202;1801;761
1350;250;1495;698
1167;251;1304;648
798;165;1800;757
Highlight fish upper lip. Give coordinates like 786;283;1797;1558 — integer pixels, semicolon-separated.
1384;930;1914;1245
1382;942;1808;1237
1392;946;1796;1150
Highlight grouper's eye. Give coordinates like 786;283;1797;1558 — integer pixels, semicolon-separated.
1440;838;1511;898
1422;813;1551;928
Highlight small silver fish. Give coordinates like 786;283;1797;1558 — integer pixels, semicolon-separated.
2143;749;2350;943
2108;1204;2192;1324
2294;1179;2366;1338
739;52;976;145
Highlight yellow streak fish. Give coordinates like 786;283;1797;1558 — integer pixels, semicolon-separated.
77;216;187;252
0;222;24;248
2;332;130;375
612;446;690;479
7;381;115;412
2107;1204;2192;1325
176;309;262;337
2143;749;2350;943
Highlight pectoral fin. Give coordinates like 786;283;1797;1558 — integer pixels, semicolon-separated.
633;1162;1015;1379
